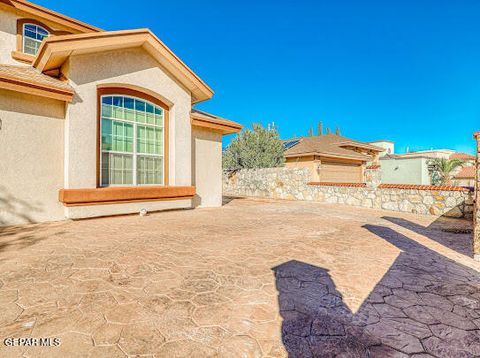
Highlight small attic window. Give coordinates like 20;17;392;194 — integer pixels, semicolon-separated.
23;23;49;55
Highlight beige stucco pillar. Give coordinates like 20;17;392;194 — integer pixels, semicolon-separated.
473;132;480;261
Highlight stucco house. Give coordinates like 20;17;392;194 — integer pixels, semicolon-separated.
0;0;242;226
372;141;475;186
283;134;383;183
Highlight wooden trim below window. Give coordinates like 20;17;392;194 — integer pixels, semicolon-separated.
59;186;195;206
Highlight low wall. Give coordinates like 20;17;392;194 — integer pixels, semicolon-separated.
223;168;474;218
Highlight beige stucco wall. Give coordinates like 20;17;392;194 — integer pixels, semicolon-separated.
0;88;65;225
0;6;18;65
65;48;192;190
60;48;193;219
65;199;192;219
285;156;320;181
192;127;223;207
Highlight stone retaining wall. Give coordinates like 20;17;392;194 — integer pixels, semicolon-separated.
223;167;474;218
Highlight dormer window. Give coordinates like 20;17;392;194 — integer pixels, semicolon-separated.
23;23;49;55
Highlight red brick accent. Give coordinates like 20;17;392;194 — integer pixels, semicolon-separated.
308;182;367;187
378;184;471;192
366;165;381;169
307;182;471;192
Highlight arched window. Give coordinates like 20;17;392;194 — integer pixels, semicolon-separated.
100;94;166;186
23;23;49;55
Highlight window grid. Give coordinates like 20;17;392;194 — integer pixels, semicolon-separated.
100;95;165;187
23;24;49;55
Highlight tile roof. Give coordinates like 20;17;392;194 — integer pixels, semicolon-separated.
0;64;73;93
283;134;383;161
191;109;242;134
307;182;472;192
454;166;476;179
450;152;475;160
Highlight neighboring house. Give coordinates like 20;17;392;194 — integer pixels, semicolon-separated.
0;0;242;226
371;140;475;185
453;166;475;187
283;134;383;183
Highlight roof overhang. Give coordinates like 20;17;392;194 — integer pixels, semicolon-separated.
338;141;384;152
33;29;214;104
0;70;73;102
191;110;242;135
0;0;100;33
285;152;368;162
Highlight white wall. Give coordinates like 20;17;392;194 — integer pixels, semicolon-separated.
192;127;223;207
380;157;431;185
0;89;65;225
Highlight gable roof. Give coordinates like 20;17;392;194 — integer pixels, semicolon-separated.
0;64;73;102
33;29;214;103
191;109;242;135
283;134;383;161
450;152;475;161
454;166;475;179
0;0;100;33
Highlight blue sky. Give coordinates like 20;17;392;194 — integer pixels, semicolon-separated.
38;0;480;154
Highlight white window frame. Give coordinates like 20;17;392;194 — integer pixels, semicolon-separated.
100;95;165;187
22;23;49;55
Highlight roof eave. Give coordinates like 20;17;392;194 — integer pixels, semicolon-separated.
33;29;214;103
2;0;101;33
191;112;242;135
285;152;368;162
0;74;74;102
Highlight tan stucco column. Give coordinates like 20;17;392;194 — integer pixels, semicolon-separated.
473;131;480;261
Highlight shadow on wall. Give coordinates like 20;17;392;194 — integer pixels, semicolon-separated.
0;187;57;256
383;216;473;257
273;224;480;356
0;186;42;227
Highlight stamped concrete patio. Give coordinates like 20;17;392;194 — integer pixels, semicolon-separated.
1;198;480;357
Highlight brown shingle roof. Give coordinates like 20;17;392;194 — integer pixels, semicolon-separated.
284;134;383;161
454;166;476;179
0;64;73;94
450;152;475;160
191;109;242;134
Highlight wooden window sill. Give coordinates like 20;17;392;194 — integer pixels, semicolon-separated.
59;186;196;206
11;51;35;64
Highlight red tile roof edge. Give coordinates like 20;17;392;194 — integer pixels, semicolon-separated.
366;165;381;169
378;184;472;192
307;182;472;192
308;182;367;187
473;131;480;139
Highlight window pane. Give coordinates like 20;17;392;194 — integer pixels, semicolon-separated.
101;119;113;150
123;156;133;184
113;96;123;107
25;30;36;39
102;96;113;105
37;27;48;36
124;123;133;152
137;126;146;153
25;24;36;32
102;103;113;118
124;108;135;121
135;99;146;112
124;97;135;109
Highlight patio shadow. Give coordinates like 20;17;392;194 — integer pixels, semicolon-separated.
382;215;473;257
273;225;480;357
